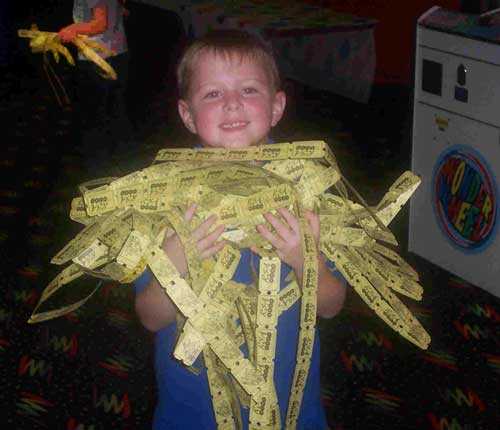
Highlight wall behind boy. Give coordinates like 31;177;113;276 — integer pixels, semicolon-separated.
323;0;461;86
124;1;185;136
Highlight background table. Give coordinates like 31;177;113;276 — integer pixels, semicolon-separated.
133;0;378;103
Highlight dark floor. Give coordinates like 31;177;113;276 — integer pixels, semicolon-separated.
1;3;499;430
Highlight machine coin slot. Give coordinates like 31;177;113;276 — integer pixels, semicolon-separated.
457;64;467;85
455;63;468;102
422;59;442;96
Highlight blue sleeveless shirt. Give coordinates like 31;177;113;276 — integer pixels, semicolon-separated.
135;248;345;430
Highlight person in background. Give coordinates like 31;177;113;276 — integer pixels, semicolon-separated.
58;0;132;177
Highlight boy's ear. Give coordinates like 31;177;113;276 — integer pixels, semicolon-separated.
271;91;286;127
178;99;197;134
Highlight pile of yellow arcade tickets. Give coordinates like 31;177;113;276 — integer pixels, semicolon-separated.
29;141;431;430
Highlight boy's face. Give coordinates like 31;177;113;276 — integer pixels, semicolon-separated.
178;50;286;148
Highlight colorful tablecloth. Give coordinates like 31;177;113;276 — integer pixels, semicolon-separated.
135;0;378;103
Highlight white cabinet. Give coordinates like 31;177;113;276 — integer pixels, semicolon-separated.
409;7;500;297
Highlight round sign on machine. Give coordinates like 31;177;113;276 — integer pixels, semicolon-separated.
432;145;498;252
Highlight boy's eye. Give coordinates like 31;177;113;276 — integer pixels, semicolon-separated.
204;91;220;99
243;87;258;94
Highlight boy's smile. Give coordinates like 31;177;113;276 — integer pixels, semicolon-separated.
178;50;286;148
220;121;249;131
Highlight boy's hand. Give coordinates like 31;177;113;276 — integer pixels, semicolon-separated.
253;208;320;278
162;203;226;277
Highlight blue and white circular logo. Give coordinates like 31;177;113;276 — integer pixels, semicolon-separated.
432;145;498;252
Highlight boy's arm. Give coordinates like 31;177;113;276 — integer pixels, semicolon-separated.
58;5;108;42
292;252;346;319
135;271;178;332
313;255;346;319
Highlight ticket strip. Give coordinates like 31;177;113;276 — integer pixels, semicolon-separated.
18;25;117;106
249;256;281;429
285;209;319;430
28;141;431;429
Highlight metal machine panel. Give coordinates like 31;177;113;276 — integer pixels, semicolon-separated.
409;7;500;298
410;104;500;296
416;44;500;126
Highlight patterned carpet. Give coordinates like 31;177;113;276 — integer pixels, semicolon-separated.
1;12;500;430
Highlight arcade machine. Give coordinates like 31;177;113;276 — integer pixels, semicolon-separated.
409;6;500;298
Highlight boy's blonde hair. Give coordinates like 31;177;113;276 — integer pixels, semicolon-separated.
176;29;281;99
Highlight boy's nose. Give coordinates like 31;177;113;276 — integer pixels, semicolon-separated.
223;92;242;111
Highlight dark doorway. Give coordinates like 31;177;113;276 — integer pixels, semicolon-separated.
124;2;186;138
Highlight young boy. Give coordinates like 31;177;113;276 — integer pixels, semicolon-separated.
135;30;347;430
